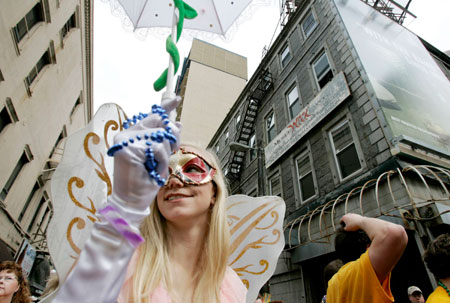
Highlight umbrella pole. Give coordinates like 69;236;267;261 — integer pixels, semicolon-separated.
162;7;178;120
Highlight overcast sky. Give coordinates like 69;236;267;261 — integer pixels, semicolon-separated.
93;0;450;116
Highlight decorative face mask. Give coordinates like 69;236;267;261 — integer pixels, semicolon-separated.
166;147;216;185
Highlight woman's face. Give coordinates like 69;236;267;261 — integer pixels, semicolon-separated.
156;147;217;224
0;270;19;299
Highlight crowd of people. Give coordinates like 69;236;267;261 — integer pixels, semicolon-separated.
2;96;449;303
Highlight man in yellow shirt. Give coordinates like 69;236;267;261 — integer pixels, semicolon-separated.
423;233;450;303
326;214;408;303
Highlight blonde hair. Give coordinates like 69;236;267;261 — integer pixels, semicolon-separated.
130;144;230;303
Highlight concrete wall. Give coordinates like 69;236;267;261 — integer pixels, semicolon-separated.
179;40;247;147
0;0;92;253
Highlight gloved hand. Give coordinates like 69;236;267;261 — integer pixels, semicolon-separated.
107;96;182;226
52;97;182;303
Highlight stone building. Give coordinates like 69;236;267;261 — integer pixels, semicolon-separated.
208;0;450;302
0;0;93;293
175;38;247;148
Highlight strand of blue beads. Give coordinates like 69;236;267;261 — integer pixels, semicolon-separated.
107;105;176;186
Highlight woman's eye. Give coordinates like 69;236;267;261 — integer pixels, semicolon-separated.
185;165;203;173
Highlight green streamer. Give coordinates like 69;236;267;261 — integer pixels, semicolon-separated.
153;1;198;92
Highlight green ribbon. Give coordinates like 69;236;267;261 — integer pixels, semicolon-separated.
153;0;197;92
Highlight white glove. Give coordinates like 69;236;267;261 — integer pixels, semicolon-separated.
52;97;182;303
108;96;181;226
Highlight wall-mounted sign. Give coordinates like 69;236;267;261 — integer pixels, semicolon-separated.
334;0;450;156
265;72;350;168
15;239;36;277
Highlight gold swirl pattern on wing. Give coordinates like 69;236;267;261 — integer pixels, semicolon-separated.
104;105;126;149
229;229;281;267
84;132;112;195
229;199;281;255
104;120;119;150
227;215;240;226
234;260;269;276
67;217;85;257
242;279;249;289
67;177;97;217
256;210;278;230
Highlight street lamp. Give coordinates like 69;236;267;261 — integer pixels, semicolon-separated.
229;141;266;195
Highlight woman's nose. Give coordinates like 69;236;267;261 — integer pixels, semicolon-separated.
166;174;184;188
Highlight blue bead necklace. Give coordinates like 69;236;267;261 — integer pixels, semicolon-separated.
107;104;177;186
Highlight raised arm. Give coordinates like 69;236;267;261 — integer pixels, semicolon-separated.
341;213;408;283
52;97;181;303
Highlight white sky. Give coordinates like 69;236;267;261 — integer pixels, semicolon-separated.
93;0;450;116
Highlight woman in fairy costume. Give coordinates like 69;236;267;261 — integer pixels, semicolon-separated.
52;97;247;303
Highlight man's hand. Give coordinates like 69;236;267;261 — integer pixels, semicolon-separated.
340;213;364;231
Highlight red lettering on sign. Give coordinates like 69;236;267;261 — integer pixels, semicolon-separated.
287;107;312;132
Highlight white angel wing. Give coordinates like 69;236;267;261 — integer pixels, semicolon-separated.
41;104;126;301
226;195;286;303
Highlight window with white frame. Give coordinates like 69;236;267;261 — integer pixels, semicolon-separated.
225;131;229;145
286;85;301;119
329;120;362;180
295;151;316;202
236;113;241;126
249;133;257;162
268;173;282;197
280;44;291;69
13;2;44;43
26;48;51;87
301;10;317;38
312;50;334;89
265;111;276;143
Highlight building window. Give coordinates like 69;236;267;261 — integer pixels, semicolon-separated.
248;188;257;197
295;151;316;202
70;96;82;118
216;145;220;154
249;133;257;162
286;85;301;119
49;127;67;159
265;111;276;143
301;10;317;38
19;182;40;222
0;148;32;201
268;173;282;197
0;99;19;134
279;44;291;69
13;2;44;43
27;195;47;233
329;120;362;180
236;114;241;126
312;51;334;89
225;131;229;145
26;49;51;87
61;12;77;42
0;107;12;134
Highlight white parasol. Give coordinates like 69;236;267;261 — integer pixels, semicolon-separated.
110;0;255;104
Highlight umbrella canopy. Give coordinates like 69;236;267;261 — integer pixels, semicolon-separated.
119;0;252;35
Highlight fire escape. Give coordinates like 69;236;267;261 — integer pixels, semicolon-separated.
228;70;274;180
362;0;415;24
